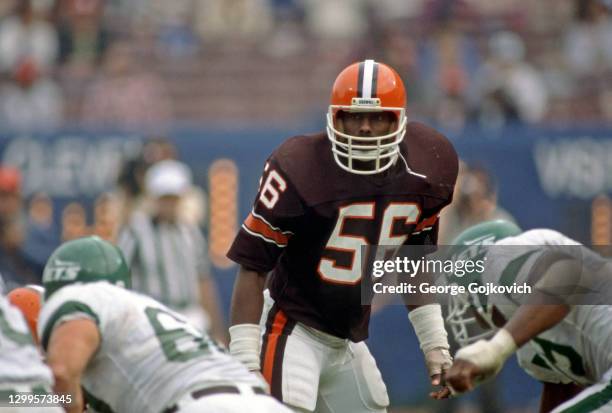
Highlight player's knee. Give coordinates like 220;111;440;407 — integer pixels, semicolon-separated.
279;335;321;411
282;356;319;410
352;343;390;409
287;405;312;413
357;366;390;409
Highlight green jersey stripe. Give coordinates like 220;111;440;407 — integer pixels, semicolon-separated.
0;308;33;346
42;301;99;350
559;381;612;412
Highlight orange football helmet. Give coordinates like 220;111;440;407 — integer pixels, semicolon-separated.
327;59;407;175
8;285;44;344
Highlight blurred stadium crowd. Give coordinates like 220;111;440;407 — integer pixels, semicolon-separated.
1;0;612;130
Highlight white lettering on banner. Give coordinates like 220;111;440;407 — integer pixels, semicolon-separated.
2;136;141;197
534;138;612;199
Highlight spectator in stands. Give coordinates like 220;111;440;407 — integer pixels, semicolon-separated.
194;0;273;42
0;167;39;289
564;0;612;76
303;0;369;41
54;0;111;122
61;202;88;241
81;40;173;127
152;0;200;59
0;166;22;220
56;0;109;71
115;137;178;226
263;0;305;57
0;217;40;289
0;58;64;130
22;192;59;276
92;192;120;241
422;24;481;131
379;27;424;110
368;0;425;22
0;0;58;74
117;160;226;342
470;31;548;127
107;0;200;59
439;163;517;243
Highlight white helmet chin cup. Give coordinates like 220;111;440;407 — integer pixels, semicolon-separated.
326;106;407;175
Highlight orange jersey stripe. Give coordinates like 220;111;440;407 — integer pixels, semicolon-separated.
244;213;290;245
262;310;288;385
415;215;438;232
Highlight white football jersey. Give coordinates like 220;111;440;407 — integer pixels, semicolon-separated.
485;229;612;386
38;282;263;413
0;294;54;387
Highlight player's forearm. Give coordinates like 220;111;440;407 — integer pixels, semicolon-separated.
449;305;571;394
229;266;267;371
50;369;83;413
46;320;99;410
230;266;267;325
407;304;449;351
407;303;453;389
504;304;570;348
47;350;85;412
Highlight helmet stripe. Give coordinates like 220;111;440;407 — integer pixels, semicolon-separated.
357;61;365;98
361;59;375;98
371;62;379;98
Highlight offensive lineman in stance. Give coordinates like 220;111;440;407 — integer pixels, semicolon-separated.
39;236;293;413
444;221;612;412
228;59;459;412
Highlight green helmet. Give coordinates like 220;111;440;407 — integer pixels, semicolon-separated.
43;236;131;299
445;220;521;346
451;219;522;246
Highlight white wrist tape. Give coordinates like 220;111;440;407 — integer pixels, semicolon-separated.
229;324;261;371
408;304;449;353
455;329;517;376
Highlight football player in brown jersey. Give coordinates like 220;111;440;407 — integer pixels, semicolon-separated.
227;59;459;412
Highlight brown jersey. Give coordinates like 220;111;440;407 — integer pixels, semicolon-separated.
228;122;458;341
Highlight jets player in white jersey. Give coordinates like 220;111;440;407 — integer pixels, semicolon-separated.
443;220;612;412
0;279;62;412
38;236;293;413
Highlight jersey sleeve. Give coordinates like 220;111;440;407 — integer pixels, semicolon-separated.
38;284;114;351
407;213;440;246
227;157;305;273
